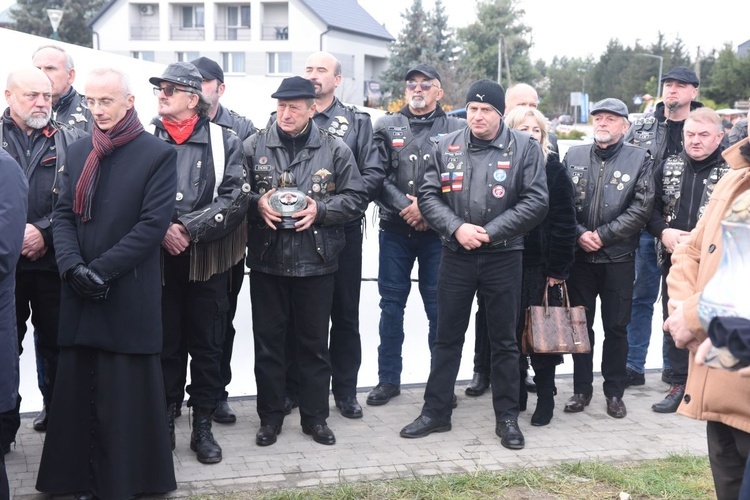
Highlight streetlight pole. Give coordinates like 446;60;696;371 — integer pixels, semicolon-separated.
47;7;64;41
637;53;663;99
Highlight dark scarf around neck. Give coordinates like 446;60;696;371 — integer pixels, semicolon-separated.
74;107;144;222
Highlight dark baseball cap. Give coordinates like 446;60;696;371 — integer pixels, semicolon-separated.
405;63;441;84
149;62;202;91
590;98;629;118
271;76;316;100
190;56;224;83
661;66;699;87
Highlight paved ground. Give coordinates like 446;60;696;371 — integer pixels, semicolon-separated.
7;371;707;498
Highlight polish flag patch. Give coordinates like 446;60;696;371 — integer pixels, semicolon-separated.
497;160;510;169
393;138;404;147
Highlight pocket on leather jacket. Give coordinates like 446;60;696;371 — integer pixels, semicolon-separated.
315;225;345;263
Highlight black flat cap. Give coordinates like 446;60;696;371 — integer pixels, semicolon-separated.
149;62;202;91
661;66;699;87
271;76;316;100
405;63;441;84
190;56;224;83
590;98;629;118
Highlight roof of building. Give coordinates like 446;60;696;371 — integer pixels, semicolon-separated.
299;0;393;41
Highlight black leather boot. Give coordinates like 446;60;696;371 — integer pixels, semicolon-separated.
167;403;177;450
531;365;556;426
190;407;223;464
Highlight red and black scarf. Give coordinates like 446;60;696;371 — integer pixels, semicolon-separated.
74;107;144;222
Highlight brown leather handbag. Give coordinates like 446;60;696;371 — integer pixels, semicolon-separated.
522;283;591;355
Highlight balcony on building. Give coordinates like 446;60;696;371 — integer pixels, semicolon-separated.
130;3;160;40
260;1;288;40
171;3;205;41
215;3;251;40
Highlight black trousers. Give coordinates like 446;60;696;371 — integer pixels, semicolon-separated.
285;219;364;401
251;271;334;427
219;259;246;401
422;250;522;422
1;270;60;449
660;260;689;385
161;254;227;409
567;260;634;398
707;420;750;500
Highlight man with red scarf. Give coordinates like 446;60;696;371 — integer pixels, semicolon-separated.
0;67;86;455
149;62;249;465
36;67;177;499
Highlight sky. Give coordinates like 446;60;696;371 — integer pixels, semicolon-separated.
358;0;748;64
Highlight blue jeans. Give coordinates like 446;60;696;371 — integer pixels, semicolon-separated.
377;229;441;386
626;230;668;374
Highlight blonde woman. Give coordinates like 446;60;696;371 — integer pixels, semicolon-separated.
502;106;577;425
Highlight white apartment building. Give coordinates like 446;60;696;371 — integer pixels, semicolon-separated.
87;0;393;121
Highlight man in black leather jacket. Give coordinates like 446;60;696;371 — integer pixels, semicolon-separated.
150;62;250;465
400;79;548;450
368;64;465;408
0;67;87;451
190;56;257;425
244;77;366;448
562;98;653;419
278;51;384;420
624;66;703;410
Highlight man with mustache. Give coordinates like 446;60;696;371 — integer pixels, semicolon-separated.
0;67;86;455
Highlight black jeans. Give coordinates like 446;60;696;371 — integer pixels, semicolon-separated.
251;271;334;427
660;260;689;385
422;249;522;422
219;259;246;401
567;260;634;398
161;254;227;409
285;219;364;401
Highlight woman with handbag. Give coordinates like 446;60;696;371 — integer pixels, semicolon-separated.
504;106;577;425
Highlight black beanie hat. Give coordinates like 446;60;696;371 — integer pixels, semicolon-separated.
466;79;505;115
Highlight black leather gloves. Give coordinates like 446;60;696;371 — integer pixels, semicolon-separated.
64;264;110;301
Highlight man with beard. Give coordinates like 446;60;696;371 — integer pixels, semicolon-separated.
562;98;653;419
0;67;86;454
189;56;256;425
369;64;465;407
32;45;92;132
625;67;702;413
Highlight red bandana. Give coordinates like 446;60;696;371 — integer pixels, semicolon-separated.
162;114;199;144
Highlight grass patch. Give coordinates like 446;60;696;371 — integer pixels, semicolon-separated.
191;454;713;499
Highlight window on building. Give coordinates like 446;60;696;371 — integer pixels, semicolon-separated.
182;5;204;28
131;51;155;62
227;5;250;27
176;51;200;62
222;52;246;74
267;52;292;75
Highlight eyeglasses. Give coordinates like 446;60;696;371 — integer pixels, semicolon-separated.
406;81;440;91
82;96;127;109
153;86;194;97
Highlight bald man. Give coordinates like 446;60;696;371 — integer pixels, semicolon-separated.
32;45;92;131
0;68;87;451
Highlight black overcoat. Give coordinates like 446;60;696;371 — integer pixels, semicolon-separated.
52;131;177;354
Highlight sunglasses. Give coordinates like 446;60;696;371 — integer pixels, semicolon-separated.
406;81;440;91
153;86;194;97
